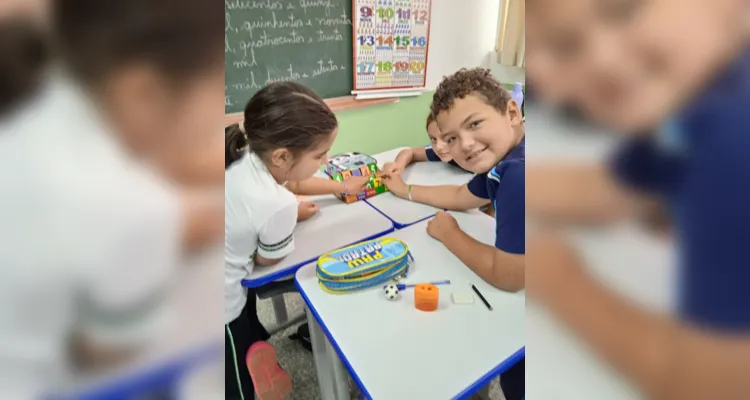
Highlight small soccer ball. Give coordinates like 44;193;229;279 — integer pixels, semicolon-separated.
384;284;399;300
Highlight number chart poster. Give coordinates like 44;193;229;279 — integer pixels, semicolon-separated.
353;0;432;91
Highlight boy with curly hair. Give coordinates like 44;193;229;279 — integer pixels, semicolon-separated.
382;67;525;292
387;67;526;400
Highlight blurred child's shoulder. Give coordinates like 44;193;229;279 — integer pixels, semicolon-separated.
682;48;750;129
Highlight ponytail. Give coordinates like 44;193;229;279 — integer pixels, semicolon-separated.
0;19;48;116
225;123;248;169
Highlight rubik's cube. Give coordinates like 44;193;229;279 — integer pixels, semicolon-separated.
325;152;388;204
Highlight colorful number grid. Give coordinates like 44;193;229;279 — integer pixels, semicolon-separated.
354;0;431;90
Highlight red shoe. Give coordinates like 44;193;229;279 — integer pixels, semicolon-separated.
246;341;292;400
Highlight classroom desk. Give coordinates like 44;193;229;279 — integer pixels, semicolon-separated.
295;211;525;400
525;104;675;399
366;148;476;228
241;194;394;288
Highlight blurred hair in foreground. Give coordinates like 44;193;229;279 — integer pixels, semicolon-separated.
0;0;224;398
525;0;750;398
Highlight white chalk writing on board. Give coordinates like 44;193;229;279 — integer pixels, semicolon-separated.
226;0;353;111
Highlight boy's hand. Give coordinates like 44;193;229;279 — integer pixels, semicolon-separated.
297;201;319;222
381;162;404;177
527;228;586;305
426;211;460;242
381;174;409;198
343;175;371;194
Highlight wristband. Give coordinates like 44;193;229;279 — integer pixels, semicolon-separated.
407;184;413;201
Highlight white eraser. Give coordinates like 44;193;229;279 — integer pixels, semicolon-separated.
452;292;474;304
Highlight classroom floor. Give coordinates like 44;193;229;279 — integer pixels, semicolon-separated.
257;293;506;400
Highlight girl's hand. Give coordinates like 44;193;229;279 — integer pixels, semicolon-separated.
381;174;409;199
381;162;404;177
342;175;371;194
297;201;319;222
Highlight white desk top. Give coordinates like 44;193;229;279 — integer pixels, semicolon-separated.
243;194;394;287
525;105;675;399
367;148;476;227
296;211;525;400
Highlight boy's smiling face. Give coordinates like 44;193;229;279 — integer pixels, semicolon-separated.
527;0;748;133
436;93;522;173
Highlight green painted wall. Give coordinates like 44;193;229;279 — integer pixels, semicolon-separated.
331;92;434;156
330;84;517;156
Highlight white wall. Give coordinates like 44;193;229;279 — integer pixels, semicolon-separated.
426;0;524;88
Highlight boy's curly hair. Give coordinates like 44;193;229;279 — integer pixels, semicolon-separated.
431;68;512;117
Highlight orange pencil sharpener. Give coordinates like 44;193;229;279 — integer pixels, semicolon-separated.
414;283;439;312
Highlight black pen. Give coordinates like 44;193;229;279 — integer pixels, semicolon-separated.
471;283;493;311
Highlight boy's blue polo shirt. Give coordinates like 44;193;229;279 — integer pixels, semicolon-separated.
466;138;526;254
424;145;470;172
610;49;750;331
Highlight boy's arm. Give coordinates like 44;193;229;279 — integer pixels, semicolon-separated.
409;146;429;162
429;213;524;291
382;147;424;176
432;162;525;291
531;234;750;399
411;184;489;210
392;147;421;167
382;174;489;211
527;163;644;224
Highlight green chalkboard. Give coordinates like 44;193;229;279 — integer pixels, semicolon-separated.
225;0;354;113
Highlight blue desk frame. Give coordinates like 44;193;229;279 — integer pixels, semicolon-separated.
47;341;222;400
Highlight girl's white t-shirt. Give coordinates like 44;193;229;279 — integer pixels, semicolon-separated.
0;77;182;398
224;152;298;324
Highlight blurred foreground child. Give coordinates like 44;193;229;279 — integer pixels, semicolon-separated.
526;0;750;397
0;0;223;397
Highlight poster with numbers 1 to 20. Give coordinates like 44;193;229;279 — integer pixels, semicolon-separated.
353;0;432;91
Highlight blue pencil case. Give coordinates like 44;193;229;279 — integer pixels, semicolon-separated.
316;238;413;294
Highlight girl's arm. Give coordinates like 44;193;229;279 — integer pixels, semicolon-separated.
285;175;371;196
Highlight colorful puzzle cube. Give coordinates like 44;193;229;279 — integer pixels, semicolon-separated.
325;152;388;204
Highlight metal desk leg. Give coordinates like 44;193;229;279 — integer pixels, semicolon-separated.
307;310;336;400
271;294;289;323
326;338;350;400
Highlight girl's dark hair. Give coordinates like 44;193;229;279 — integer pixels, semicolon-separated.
52;0;222;86
225;82;338;169
0;19;48;115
